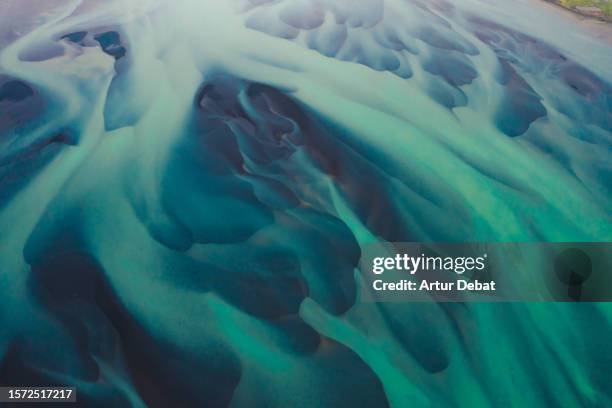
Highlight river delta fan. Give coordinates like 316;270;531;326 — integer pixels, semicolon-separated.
0;0;611;407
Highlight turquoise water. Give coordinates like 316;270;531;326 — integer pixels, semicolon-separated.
0;0;611;406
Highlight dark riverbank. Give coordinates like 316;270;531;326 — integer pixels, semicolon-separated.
543;0;612;22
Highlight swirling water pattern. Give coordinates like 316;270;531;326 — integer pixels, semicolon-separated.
0;0;611;406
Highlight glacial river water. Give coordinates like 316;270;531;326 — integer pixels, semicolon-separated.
0;1;611;406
